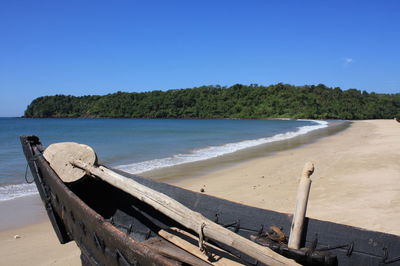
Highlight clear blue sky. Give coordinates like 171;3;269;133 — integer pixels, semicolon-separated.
1;0;399;117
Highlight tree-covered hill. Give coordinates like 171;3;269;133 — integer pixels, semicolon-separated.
24;84;400;119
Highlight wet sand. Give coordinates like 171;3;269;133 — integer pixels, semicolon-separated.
0;222;80;265
0;194;46;231
1;119;399;265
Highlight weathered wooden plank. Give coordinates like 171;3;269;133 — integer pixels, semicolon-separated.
159;227;243;266
144;237;211;266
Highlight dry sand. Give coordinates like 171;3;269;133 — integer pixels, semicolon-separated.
1;119;399;265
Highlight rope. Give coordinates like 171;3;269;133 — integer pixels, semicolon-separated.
24;163;34;184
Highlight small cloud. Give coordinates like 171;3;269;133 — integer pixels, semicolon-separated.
343;58;354;65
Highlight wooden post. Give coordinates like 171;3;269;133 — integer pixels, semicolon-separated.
288;162;314;249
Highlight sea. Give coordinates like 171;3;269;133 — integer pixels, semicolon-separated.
0;118;328;202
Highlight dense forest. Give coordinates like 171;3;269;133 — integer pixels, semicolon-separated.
24;84;400;119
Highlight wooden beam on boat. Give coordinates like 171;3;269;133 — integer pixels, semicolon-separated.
75;160;299;266
144;237;212;266
44;142;300;266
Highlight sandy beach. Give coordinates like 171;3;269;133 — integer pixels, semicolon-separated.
170;120;400;235
1;119;399;265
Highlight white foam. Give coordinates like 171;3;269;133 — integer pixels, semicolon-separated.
117;120;328;174
0;183;38;201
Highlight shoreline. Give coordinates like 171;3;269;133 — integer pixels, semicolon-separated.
140;120;348;181
1;119;399;265
116;119;330;176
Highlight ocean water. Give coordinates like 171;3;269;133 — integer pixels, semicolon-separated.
0;118;327;201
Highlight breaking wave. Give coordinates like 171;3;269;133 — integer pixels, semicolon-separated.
0;183;38;201
117;120;328;174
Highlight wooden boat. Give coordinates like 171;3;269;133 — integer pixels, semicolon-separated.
20;135;400;265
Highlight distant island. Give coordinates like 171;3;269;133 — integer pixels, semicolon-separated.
24;83;400;119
